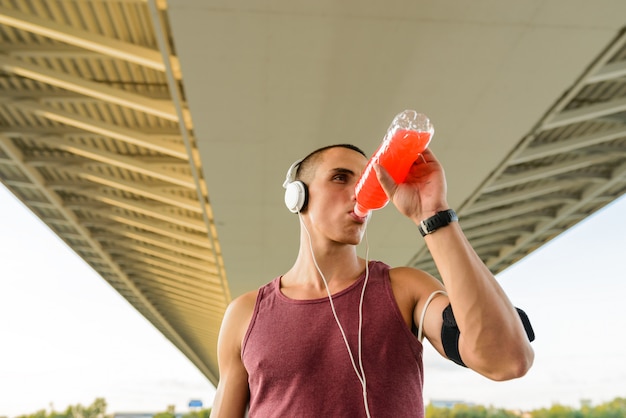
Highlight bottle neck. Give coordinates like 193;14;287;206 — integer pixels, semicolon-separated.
354;204;369;218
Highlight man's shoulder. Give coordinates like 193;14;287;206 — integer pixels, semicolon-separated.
226;289;259;318
387;265;443;296
226;275;281;313
388;265;431;280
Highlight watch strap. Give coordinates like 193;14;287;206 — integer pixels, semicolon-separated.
418;209;458;237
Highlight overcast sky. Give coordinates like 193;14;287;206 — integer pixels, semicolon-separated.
1;183;625;416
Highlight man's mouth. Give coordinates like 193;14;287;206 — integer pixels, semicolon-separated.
350;211;368;224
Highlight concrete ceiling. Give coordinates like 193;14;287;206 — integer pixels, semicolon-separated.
1;0;625;386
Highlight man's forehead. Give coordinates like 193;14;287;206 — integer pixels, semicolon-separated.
302;146;367;181
316;157;366;182
319;146;367;165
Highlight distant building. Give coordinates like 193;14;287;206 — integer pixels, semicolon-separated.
429;399;474;408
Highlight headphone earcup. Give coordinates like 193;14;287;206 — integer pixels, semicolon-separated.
284;180;308;213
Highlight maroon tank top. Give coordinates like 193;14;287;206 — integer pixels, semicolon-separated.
242;261;425;417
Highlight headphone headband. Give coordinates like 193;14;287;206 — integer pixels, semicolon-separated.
283;158;303;189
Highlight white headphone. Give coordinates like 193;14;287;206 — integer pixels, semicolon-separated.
283;158;308;213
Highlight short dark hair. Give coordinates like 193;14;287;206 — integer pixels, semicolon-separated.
295;144;367;183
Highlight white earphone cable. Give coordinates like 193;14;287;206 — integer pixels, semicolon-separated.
298;212;372;418
358;229;370;403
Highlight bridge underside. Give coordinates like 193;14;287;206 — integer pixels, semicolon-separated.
1;1;625;384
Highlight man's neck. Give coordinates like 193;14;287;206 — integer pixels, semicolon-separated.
282;242;365;298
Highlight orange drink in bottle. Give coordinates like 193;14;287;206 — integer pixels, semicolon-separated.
354;110;433;217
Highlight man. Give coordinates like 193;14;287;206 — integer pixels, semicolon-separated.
211;144;534;417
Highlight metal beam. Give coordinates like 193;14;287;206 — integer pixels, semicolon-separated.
0;54;182;122
29;135;196;188
585;59;626;84
485;154;620;193
0;6;181;78
511;126;626;164
489;161;626;267
10;101;189;159
465;181;581;215
73;189;207;232
542;96;626;130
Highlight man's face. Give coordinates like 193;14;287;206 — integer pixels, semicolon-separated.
303;147;369;245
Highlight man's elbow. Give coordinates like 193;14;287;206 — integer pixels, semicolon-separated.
487;346;535;381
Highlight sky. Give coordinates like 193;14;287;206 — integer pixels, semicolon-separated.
1;182;625;416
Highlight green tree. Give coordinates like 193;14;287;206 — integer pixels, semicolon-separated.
16;399;110;418
425;403;518;418
153;405;175;418
181;409;211;418
587;397;626;418
532;404;585;418
64;398;108;418
16;410;47;418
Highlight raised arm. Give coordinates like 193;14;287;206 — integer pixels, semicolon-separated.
421;221;533;379
376;150;534;380
210;292;256;417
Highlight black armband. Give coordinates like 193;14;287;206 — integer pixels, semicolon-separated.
441;304;536;367
516;307;535;342
441;304;465;367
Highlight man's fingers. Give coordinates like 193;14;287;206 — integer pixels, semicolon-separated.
374;163;397;198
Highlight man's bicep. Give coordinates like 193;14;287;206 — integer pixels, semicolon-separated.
211;358;249;417
419;294;450;358
211;295;255;417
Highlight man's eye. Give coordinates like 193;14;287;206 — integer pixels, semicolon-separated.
333;174;347;182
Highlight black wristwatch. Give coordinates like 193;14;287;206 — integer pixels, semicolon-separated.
418;209;458;237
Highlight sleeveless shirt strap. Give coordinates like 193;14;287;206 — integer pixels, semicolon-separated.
417;289;448;342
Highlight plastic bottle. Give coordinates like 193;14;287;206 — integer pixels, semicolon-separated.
354;110;434;217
